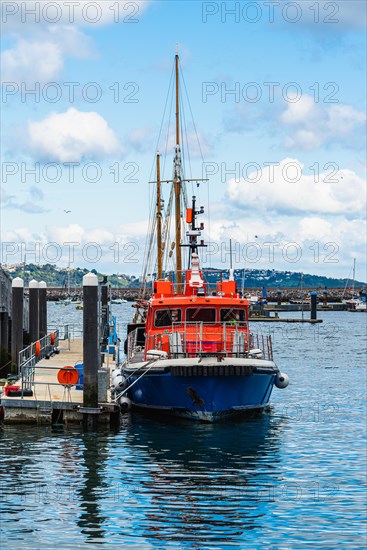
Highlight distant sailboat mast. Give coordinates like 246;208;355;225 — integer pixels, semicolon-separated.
352;257;356;296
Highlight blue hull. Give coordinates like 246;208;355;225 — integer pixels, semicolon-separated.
125;372;276;422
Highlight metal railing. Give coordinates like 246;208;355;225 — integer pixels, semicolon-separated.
48;324;83;341
128;322;273;361
18;330;59;390
152;280;242;296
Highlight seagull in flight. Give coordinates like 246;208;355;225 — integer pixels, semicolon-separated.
64;210;71;213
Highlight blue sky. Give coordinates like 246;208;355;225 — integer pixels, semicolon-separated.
1;1;366;280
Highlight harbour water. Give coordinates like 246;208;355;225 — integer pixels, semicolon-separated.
1;304;366;548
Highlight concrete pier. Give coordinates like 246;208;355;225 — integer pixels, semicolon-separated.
1;338;119;425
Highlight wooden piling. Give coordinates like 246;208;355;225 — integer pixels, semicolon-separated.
11;277;24;373
29;280;39;343
39;281;47;338
83;272;100;413
0;312;10;367
310;291;317;320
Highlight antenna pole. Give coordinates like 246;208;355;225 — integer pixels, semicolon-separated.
156;153;163;280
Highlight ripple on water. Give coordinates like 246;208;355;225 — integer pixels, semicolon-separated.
1;309;366;548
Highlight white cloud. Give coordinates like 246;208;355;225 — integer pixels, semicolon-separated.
325;104;366;136
281;95;317;125
27;108;121;162
298;217;333;240
198;204;366;277
1;40;64;83
226;158;366;216
281;95;366;150
1;210;365;277
1;2;151;84
1;185;49;214
1;24;94;85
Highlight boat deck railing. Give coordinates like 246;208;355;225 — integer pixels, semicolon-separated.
128;322;273;361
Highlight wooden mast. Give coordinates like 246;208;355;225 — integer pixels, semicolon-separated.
156;152;163;280
174;52;182;292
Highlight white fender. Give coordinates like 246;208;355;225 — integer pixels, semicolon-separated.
111;370;126;390
275;372;289;389
248;348;263;359
146;349;168;359
118;396;131;412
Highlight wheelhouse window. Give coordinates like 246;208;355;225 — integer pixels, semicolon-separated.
186;308;216;323
220;308;246;323
154;308;182;327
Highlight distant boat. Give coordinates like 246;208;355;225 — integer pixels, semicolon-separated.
247;294;260;304
111;298;127;304
342;259;366;310
355;300;367;311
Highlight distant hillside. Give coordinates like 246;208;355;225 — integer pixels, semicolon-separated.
200;268;366;289
3;264;139;288
2;264;365;289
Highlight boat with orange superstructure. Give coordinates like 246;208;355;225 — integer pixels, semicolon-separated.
113;52;289;421
117;195;289;421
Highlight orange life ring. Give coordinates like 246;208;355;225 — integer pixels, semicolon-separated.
50;332;55;345
57;366;79;386
35;341;41;357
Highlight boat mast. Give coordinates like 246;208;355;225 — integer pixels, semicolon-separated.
174;52;183;292
352;258;356;295
156;152;163;280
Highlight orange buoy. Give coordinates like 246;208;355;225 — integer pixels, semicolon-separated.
57;366;79;386
50;332;55;345
35;341;41;357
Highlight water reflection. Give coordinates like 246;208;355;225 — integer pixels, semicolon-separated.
76;432;110;543
121;413;284;544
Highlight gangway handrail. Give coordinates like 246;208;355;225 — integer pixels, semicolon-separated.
18;330;59;390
